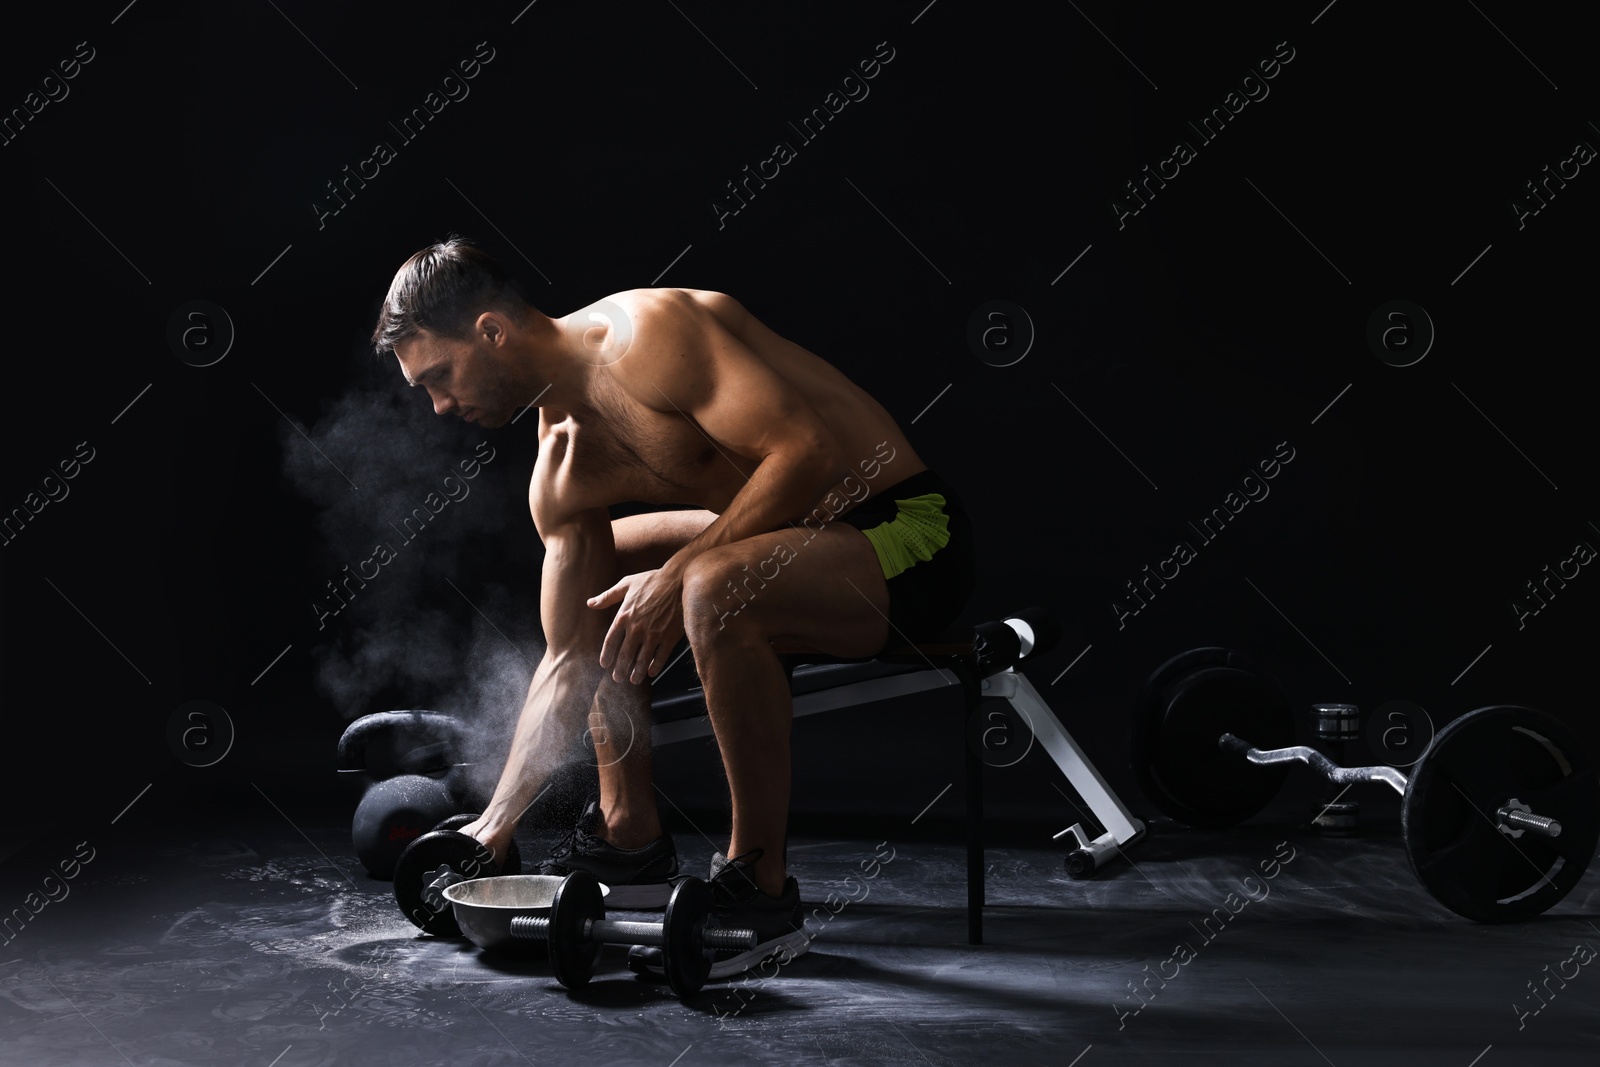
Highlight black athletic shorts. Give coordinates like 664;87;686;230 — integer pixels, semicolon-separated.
833;468;978;651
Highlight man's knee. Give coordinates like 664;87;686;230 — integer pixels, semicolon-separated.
682;552;762;640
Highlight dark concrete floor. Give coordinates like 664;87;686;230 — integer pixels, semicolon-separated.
1;806;1596;1067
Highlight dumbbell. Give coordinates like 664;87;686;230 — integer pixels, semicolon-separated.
503;871;756;998
393;813;522;936
1308;703;1360;835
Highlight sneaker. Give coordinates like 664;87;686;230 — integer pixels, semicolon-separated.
533;799;678;908
629;849;810;982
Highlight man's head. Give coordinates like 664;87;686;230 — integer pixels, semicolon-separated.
372;237;540;427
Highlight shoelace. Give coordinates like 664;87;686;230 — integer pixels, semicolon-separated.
545;823;601;865
709;848;766;901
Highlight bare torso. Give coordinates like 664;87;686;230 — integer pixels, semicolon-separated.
532;288;924;522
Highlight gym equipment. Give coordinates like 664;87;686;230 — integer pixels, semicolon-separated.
1133;647;1295;827
338;710;465;779
393;813;523;936
1308;703;1361;835
444;870;756;998
1221;706;1597;921
366;607;1138;946
339;710;489;879
650;607;1148;925
1397;706;1597;922
351;772;464;879
1137;647;1598;921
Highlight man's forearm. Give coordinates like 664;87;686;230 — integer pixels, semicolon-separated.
662;446;840;578
477;648;604;834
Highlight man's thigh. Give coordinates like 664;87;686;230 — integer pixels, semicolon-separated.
685;524;891;659
612;509;717;578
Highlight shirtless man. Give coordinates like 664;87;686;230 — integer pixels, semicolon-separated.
370;238;977;977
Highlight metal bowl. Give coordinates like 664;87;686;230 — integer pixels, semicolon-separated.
442;875;610;954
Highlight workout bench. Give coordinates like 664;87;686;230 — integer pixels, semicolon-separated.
649;607;1147;944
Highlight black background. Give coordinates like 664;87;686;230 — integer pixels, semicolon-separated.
1;1;1594;855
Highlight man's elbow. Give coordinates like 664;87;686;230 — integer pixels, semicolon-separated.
791;436;848;502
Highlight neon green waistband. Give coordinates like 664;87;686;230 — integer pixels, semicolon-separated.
859;493;952;579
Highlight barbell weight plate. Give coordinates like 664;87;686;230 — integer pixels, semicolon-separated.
1402;705;1598;923
392;815;520;936
1143;647;1249;703
549;869;604;988
663;877;714;998
1133;648;1295;827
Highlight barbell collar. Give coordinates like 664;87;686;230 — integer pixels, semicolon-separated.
1218;733;1410;796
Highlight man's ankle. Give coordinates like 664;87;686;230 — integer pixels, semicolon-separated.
754;866;788;897
600;813;664;850
725;850;787;897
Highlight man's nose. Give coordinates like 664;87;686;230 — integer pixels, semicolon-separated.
430;390;455;416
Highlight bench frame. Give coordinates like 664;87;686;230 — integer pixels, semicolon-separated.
649;627;1146;944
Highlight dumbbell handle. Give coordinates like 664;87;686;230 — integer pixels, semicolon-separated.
508;914;757;950
1499;806;1562;838
1219;733;1410;796
423;870;465;911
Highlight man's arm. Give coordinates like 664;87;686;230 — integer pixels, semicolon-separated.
668;292;851;559
589;292;850;683
470;435;616;851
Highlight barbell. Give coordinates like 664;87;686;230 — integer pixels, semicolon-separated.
1134;647;1599;922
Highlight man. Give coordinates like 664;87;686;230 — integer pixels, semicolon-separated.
370;237;977;978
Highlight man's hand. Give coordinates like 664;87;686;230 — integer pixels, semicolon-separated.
455;816;510;869
590;566;686;684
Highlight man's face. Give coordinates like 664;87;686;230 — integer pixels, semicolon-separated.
394;324;514;428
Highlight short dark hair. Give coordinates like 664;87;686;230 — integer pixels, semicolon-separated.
371;236;528;354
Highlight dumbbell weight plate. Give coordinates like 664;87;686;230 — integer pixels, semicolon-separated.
1402;705;1599;923
393;814;521;936
549;869;605;988
663;877;714;999
1134;648;1295;828
430;814;522;876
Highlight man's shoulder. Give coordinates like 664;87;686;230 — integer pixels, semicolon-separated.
528;411;609;531
589;289;745;411
587;287;741;322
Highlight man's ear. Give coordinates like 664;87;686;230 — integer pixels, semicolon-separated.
476;311;505;345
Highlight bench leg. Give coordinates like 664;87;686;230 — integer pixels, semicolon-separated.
966;733;984;944
960;659;984;945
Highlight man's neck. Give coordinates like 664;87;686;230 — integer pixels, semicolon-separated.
514;312;587;412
